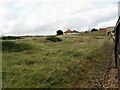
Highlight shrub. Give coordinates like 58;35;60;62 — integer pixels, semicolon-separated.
46;36;62;42
2;41;33;52
85;31;88;33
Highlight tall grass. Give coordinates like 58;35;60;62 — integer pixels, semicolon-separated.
2;32;113;88
2;41;33;52
46;36;62;42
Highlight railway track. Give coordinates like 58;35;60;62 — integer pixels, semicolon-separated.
89;42;118;88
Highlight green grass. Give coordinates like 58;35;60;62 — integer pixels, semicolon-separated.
2;41;34;52
46;36;62;42
2;32;113;88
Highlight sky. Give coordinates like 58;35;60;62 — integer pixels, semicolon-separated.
0;0;120;36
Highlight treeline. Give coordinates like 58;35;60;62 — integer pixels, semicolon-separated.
1;36;23;40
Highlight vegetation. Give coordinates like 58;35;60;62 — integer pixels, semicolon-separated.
46;36;62;42
2;41;34;52
1;36;23;40
91;28;98;32
56;30;63;35
2;32;113;88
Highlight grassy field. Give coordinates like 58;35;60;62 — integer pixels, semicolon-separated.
2;32;113;88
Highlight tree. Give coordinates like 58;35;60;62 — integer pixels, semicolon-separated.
85;31;88;33
91;28;98;32
56;30;63;35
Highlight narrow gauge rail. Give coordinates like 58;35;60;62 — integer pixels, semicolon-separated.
115;16;120;89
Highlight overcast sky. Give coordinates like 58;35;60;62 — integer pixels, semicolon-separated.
0;0;119;36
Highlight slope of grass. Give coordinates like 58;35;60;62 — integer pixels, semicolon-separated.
2;32;113;88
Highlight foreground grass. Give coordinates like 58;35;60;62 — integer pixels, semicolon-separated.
2;32;112;88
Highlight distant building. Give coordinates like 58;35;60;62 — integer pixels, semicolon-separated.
72;30;79;33
107;26;115;32
64;29;73;34
64;29;79;35
99;26;115;35
106;26;115;35
99;28;107;32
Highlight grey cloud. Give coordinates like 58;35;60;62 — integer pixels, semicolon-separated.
1;0;119;36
